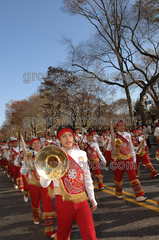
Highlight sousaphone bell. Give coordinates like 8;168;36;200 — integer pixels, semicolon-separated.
35;145;69;180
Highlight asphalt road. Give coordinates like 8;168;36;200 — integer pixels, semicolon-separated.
0;146;159;240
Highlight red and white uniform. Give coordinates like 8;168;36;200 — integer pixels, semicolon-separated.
2;146;9;175
12;146;24;190
40;147;97;240
132;136;157;178
94;134;100;143
44;139;54;146
101;135;110;159
75;133;83;147
107;131;145;198
20;150;55;234
84;141;106;190
73;141;80;149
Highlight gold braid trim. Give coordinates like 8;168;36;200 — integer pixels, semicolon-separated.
43;211;56;219
119;153;132;160
89;158;99;162
48;187;64;199
23;190;30;197
44;226;54;234
31;204;41;212
48;185;54;199
139;151;146;157
130;179;140;185
54;234;57;240
59;179;88;203
95;174;103;178
114;180;123;186
135;190;145;194
25;173;41;187
115;192;122;196
146;163;152;167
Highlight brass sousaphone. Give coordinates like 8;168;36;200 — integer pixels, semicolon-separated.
35;145;69;180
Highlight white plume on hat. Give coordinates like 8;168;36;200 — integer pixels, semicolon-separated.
10;137;17;141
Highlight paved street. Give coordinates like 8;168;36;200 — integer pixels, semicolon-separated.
1;146;159;240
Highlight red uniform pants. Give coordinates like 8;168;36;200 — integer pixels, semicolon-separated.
136;153;157;178
89;159;103;189
113;157;145;197
55;195;97;240
29;184;55;233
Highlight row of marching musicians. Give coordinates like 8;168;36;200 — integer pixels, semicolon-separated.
0;125;102;240
74;122;158;202
0;121;158;240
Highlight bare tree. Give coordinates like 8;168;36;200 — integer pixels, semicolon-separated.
62;0;145;117
62;0;159;122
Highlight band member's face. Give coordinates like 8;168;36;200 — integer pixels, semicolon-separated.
13;142;18;148
32;140;41;152
75;130;80;134
8;143;12;147
60;132;74;150
26;143;31;148
87;135;93;142
117;125;125;132
133;132;138;137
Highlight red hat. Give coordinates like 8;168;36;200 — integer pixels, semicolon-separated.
116;121;125;127
132;130;139;133
31;138;40;145
45;135;49;138
25;140;31;145
138;125;142;129
12;140;18;143
57;128;74;140
87;131;94;137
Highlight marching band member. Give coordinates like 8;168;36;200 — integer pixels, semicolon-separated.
20;137;56;238
44;135;53;146
75;128;83;149
0;140;7;170
94;130;100;143
21;140;32;202
138;125;150;155
51;135;61;147
40;124;97;240
132;130;158;178
4;141;12;177
84;131;107;190
107;121;147;202
101;130;111;160
11;138;24;191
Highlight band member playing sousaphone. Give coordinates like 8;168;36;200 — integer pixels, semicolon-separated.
107;121;147;202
